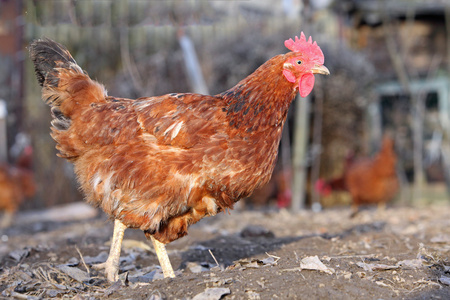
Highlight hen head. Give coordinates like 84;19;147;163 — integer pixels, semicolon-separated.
283;32;329;97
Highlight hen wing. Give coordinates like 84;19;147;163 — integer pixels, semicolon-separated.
71;93;250;232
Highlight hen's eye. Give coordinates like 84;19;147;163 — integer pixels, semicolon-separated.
296;60;302;65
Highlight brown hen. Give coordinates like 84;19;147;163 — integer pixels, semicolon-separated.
0;146;36;228
29;33;329;281
345;136;399;216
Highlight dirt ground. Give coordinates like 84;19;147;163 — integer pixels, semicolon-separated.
0;203;449;299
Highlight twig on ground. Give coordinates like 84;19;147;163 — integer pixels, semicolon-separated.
9;292;29;299
75;245;90;275
266;252;280;259
265;252;281;263
209;249;220;268
406;279;442;294
326;254;377;260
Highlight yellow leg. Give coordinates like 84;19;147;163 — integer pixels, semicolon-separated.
377;202;387;212
150;236;175;278
350;204;359;218
0;211;14;229
92;219;127;282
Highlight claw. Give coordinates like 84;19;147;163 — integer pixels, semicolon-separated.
92;261;119;282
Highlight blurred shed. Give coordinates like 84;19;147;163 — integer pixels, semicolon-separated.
0;0;25;155
337;0;450;202
2;0;447;211
18;0;310;209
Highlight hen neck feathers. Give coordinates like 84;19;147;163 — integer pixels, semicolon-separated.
219;54;297;132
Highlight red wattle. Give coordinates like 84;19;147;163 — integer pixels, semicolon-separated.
299;73;315;98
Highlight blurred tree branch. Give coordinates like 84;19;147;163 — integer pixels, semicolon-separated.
119;28;153;96
381;2;446;203
309;76;324;211
441;4;450;195
381;5;423;203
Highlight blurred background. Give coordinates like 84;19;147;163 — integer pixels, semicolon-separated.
1;0;449;214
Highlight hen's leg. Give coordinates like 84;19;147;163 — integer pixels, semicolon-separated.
377;202;387;212
350;202;359;218
150;236;175;278
93;219;127;282
375;202;387;217
0;211;14;229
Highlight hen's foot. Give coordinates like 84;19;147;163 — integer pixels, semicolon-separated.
0;211;14;229
92;260;119;282
93;219;127;282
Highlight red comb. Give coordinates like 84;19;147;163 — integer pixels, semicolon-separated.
285;32;324;64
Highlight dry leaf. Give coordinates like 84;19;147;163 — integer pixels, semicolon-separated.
300;256;335;275
56;265;90;282
356;262;398;272
192;287;231;300
397;259;423;269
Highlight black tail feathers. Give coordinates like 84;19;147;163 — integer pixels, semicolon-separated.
29;38;79;88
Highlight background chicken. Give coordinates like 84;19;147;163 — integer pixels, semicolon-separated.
317;136;399;216
315;151;355;197
0;144;36;228
346;136;399;216
29;33;328;281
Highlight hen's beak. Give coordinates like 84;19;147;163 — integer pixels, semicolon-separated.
312;65;330;75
